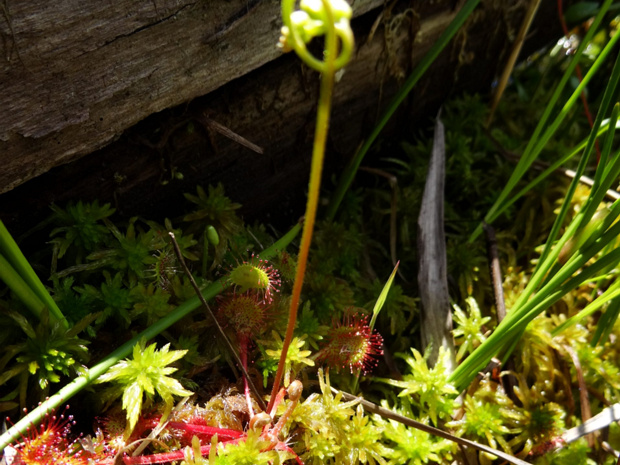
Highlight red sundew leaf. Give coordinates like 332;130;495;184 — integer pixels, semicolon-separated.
319;311;384;374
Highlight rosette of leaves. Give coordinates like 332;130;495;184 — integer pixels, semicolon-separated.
294;303;328;350
452;296;491;362
49;200;115;265
77;271;133;328
379;347;458;425
129;282;174;326
84;218;166;283
52;277;96;329
258;331;314;387
290;369;390;465
446;377;515;457
0;309;95;409
215;429;286;465
374;397;452;465
503;376;565;456
97;339;193;434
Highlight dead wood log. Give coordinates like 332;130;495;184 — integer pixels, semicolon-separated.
0;0;564;233
0;0;392;193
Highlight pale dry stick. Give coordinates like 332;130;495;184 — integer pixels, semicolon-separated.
332;388;531;465
601;441;620;460
561;402;620;445
563;169;620;201
137;114;264;155
130;418;169;458
168;231;267;412
196;113;264;155
112;437;170;465
417;112;455;369
487;0;542;125
525;160;620;201
130;399;191;458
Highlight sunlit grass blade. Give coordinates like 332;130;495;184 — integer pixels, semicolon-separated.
0;223;300;451
553;280;620;336
451;232;620;390
591;296;620;346
504;96;620;315
0;254;46;320
535;105;620;291
326;0;481;221
470;0;618;242
501;220;620;340
0;220;67;326
369;261;399;332
451;141;620;390
489;119;620;224
545;99;620;261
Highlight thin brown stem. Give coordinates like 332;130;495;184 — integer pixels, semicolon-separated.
564;343;594;447
483;221;517;400
168;231;266;412
332;388;530;465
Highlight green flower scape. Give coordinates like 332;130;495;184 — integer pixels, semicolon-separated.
1;1;620;464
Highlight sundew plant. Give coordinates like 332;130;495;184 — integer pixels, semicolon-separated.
1;1;620;465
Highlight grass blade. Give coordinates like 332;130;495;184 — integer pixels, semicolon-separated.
470;0;617;242
0;223;300;451
0;221;67;326
0;254;46;320
369;261;399;332
326;0;481;221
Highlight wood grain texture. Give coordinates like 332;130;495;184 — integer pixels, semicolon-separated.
417;114;456;370
0;0;386;193
0;0;533;235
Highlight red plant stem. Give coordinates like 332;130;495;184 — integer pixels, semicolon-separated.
239;334;255;417
121;435;303;465
122;437;247;464
165;422;243;441
275;442;305;465
266;0;337;414
557;0;601;161
268;387;287;421
269;381;302;438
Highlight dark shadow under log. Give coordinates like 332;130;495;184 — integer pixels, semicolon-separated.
0;0;567;234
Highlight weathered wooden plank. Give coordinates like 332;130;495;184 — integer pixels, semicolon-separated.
0;0;544;234
0;0;387;193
